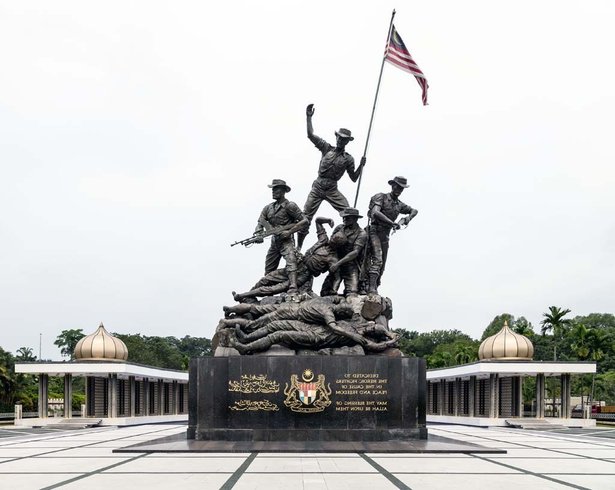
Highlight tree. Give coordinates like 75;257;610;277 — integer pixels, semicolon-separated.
481;314;514;340
114;334;190;370
176;336;212;369
392;329;419;357
569;323;591;359
427;350;454;368
540;306;572;361
15;347;37;362
571;313;615;373
512;317;535;337
54;329;85;359
0;347;16;410
454;342;478;365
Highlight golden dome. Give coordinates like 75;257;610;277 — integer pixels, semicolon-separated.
478;320;533;361
74;323;128;362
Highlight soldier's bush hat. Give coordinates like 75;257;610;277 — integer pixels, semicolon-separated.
268;179;291;192
388;176;410;188
335;128;354;141
339;207;363;219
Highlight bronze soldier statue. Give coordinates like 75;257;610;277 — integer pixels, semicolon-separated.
367;176;418;294
254;179;308;294
321;207;368;296
222;297;354;332
296;104;365;250
233;217;338;301
223;295;344;322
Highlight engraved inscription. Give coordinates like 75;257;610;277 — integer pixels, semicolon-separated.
229;399;279;411
228;374;280;393
333;373;388;412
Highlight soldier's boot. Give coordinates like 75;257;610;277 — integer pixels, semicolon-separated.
287;271;299;294
367;272;380;295
241;337;273;354
237;325;268;342
296;230;308;251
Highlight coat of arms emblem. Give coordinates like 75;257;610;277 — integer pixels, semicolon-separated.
284;369;332;413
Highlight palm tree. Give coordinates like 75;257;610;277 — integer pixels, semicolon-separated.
513;322;535;338
427;351;454;369
0;349;16;408
454;343;477;365
15;347;37;362
570;323;590;360
540;306;572;361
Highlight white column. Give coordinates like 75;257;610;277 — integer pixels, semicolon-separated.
108;374;118;418
129;376;136;418
489;374;499;418
536;373;545;418
63;374;73;418
38;374;49;418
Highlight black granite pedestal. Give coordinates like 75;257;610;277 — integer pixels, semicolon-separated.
188;356;427;443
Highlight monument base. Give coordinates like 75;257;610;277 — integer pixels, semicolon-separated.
188;356;427;442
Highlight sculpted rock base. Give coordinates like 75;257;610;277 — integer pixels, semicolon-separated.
215;293;397;356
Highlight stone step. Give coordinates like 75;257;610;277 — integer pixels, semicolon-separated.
34;418;102;429
505;419;566;430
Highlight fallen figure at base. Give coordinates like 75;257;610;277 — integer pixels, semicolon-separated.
230;318;399;354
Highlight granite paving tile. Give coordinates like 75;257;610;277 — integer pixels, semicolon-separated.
104;454;245;473
395;472;572;489
0;473;83;490
0;456;128;473
487;456;615;474
373;455;521;474
58;472;231;489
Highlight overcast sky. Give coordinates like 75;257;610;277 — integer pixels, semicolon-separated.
1;1;613;360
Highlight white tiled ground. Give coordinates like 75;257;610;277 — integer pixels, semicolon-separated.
0;424;614;489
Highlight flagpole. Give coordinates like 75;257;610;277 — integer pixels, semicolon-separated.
353;9;396;208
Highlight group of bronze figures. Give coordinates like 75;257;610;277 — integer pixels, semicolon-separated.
216;105;418;356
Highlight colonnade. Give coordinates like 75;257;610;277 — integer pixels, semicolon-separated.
37;373;188;419
427;373;572;419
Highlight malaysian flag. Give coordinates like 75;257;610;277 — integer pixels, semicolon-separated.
385;25;429;105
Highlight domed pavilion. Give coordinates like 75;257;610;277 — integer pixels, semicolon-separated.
426;320;596;427
14;323;188;426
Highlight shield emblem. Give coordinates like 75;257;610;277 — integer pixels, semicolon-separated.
298;382;317;405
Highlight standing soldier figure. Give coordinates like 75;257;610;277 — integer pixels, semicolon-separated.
322;207;368;297
296;104;365;250
254;179;308;294
367;176;418;294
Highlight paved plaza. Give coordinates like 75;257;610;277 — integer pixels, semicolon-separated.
0;423;614;489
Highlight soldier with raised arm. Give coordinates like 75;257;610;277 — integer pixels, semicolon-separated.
367;176;418;294
254;179;308;294
296;104;365;250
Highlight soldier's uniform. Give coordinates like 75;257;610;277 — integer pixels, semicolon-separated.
256;197;304;275
322;222;367;296
297;133;356;245
236;222;338;300
367;192;416;283
248;297;337;330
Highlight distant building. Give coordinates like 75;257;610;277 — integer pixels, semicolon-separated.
426;321;596;427
15;323;188;426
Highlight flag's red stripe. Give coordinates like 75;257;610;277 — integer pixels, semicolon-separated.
386;57;425;78
387;48;424;71
387;47;424;71
385;24;429;105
